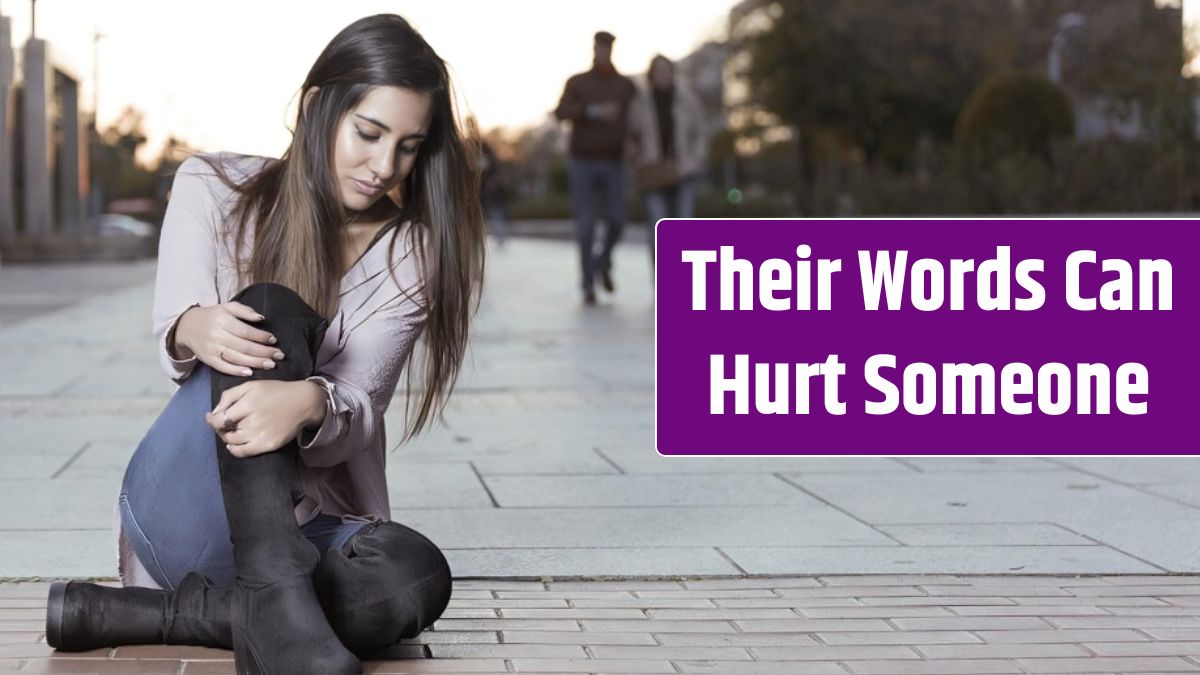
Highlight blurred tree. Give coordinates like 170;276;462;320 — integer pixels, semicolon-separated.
732;0;1020;167
729;0;1194;215
89;106;159;205
956;72;1075;160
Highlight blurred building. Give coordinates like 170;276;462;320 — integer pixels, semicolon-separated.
0;8;91;261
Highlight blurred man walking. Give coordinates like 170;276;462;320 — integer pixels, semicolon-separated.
554;31;636;305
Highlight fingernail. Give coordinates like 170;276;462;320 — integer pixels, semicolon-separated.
242;368;252;376
273;351;285;360
255;313;265;321
263;360;275;369
269;336;278;344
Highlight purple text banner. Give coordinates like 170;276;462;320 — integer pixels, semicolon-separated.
655;218;1198;455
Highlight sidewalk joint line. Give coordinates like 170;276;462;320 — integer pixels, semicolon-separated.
775;472;906;545
713;547;750;575
1045;457;1200;514
891;457;926;472
49;441;90;480
468;461;502;508
592;447;625;474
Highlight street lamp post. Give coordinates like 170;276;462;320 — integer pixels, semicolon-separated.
91;29;104;131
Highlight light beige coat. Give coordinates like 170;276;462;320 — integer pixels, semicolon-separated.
627;79;707;179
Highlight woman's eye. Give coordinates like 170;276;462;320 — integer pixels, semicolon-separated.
399;146;419;156
357;131;380;142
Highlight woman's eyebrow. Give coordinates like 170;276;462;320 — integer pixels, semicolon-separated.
355;114;427;140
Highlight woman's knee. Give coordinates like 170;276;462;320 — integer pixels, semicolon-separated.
314;521;452;650
212;283;329;387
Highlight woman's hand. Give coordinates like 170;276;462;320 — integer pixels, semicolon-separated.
174;302;284;377
206;380;327;458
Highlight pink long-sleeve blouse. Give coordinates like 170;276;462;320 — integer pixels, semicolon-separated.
115;151;427;588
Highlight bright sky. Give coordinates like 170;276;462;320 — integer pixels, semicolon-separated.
2;0;1195;162
0;0;734;160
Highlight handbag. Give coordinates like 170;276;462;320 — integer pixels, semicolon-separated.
636;159;680;192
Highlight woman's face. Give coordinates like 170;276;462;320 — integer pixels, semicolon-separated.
332;85;434;212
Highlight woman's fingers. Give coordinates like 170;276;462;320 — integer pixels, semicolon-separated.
210;354;253;377
208;341;282;377
214;426;251;452
210;383;249;418
227;318;278;347
225;334;284;365
225;301;266;324
222;396;250;429
220;308;277;347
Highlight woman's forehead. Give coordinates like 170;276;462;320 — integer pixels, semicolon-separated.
353;86;433;133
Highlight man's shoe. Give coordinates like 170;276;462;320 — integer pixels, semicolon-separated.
600;268;615;293
584;289;597;305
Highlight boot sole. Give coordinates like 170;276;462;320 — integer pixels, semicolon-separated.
230;583;364;675
232;624;265;675
46;581;68;650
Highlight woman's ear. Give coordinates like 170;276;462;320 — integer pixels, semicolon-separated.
301;86;320;118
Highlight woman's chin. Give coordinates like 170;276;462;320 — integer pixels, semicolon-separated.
341;191;375;212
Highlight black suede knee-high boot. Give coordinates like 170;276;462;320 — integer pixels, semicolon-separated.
46;573;233;651
210;283;358;675
48;521;452;657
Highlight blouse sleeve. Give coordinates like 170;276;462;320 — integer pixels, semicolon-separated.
297;262;427;468
152;156;223;384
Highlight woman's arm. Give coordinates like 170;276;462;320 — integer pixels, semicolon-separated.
298;290;427;468
153;157;221;383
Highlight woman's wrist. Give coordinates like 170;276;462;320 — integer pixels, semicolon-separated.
168;307;198;360
300;380;328;428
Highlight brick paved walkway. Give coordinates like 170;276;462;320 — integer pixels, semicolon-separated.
6;575;1200;674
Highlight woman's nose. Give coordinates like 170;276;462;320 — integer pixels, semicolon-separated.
369;150;395;183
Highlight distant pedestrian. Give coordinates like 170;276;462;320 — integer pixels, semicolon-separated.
479;139;510;246
629;54;706;275
554;30;637;305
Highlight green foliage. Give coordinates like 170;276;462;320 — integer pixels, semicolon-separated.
90;106;160;203
728;0;1195;215
845;137;1198;215
504;191;795;221
694;191;795;218
735;0;1019;164
506;193;574;220
955;72;1075;159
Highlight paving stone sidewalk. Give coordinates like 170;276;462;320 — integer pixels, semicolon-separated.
6;575;1200;673
2;238;1200;579
2;236;1200;672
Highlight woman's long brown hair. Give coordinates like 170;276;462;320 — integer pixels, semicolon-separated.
201;14;485;443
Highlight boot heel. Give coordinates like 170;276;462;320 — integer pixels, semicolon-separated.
229;574;360;675
232;624;267;675
46;581;68;649
231;629;359;675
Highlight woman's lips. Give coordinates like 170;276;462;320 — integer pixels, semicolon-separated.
352;179;382;196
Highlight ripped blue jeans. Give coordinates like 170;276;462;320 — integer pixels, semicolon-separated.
118;365;374;591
